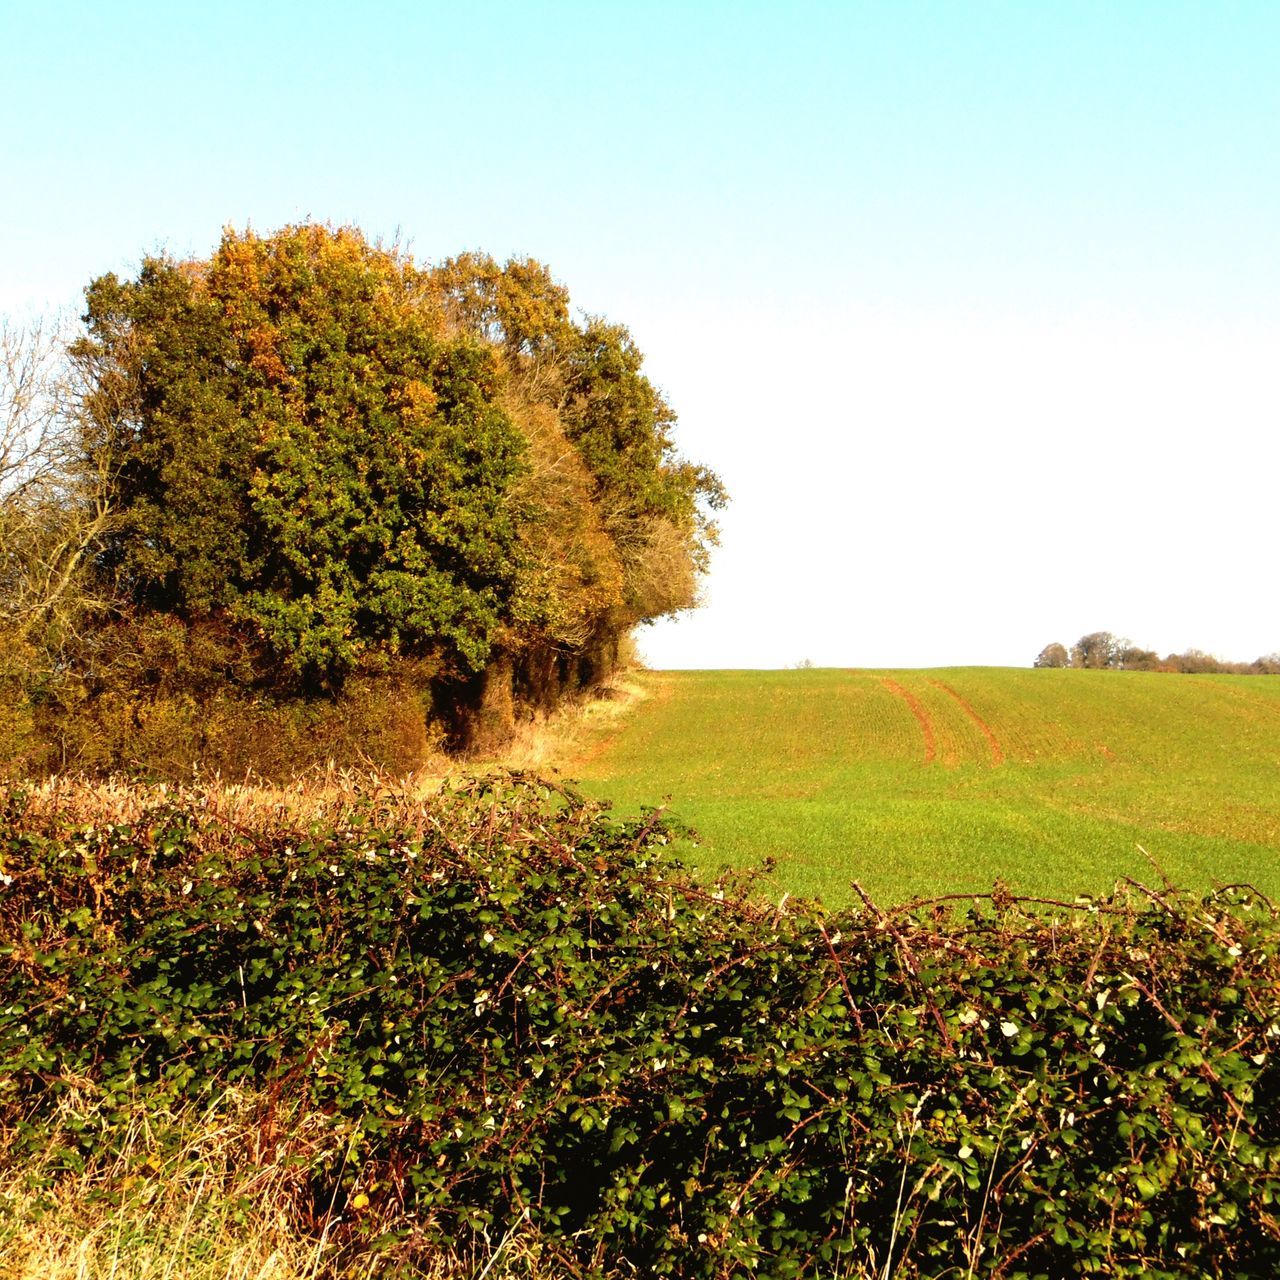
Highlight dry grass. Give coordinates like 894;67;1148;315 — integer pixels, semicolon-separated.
1;1093;337;1280
0;1093;558;1280
494;673;655;773
6;767;460;845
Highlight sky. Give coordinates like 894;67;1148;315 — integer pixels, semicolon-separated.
2;1;1277;669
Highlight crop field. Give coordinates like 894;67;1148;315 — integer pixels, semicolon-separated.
567;668;1280;905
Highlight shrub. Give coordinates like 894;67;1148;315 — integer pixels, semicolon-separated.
13;616;444;778
3;778;1279;1277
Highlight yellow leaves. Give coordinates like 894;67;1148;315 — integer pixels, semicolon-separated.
245;327;288;387
503;386;627;642
397;379;438;423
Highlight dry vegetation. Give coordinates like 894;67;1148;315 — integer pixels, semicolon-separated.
494;671;653;772
0;1097;555;1280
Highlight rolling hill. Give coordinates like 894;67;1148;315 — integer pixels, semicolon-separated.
566;667;1280;904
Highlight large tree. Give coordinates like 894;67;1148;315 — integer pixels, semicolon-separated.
1071;631;1126;670
77;228;527;689
74;226;722;720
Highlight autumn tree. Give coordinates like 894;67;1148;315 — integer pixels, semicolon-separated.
1163;648;1221;675
68;225;722;751
1041;632;1279;678
77;228;527;691
422;251;724;733
1034;642;1069;668
1117;645;1160;671
1071;631;1126;670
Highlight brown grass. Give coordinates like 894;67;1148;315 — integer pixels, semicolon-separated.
494;673;654;773
0;1092;559;1280
1;1092;336;1280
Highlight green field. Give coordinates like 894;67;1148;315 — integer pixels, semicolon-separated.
570;667;1280;905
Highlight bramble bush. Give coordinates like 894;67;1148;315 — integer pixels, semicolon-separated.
2;777;1279;1277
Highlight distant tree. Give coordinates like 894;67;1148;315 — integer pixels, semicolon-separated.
1118;645;1161;671
1047;633;1279;677
1034;642;1069;669
1166;648;1219;675
1072;632;1125;670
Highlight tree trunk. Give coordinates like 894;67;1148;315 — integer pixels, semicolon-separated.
465;653;515;754
579;632;619;690
516;646;561;714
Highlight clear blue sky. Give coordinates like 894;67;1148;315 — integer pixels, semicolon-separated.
4;2;1278;666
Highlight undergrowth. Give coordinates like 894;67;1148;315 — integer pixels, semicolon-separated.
0;1089;552;1280
2;775;1279;1278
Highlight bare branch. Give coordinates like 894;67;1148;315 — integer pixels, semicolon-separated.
0;314;119;662
1;317;70;501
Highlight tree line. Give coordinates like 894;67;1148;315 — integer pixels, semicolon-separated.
0;224;724;774
1036;633;1280;674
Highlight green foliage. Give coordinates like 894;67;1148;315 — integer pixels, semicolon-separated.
4;778;1280;1277
70;228;723;719
561;317;718;536
78;227;526;688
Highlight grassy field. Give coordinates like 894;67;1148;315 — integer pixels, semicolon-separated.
566;667;1280;905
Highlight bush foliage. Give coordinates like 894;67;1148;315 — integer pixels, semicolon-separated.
3;778;1279;1277
2;225;725;772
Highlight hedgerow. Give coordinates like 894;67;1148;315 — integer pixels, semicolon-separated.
2;777;1279;1277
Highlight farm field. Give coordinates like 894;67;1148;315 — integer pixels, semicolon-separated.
567;667;1280;905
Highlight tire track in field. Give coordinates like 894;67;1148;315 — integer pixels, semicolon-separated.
929;679;1004;766
880;677;937;764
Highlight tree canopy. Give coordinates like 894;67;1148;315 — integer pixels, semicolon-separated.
1034;642;1069;669
75;226;723;700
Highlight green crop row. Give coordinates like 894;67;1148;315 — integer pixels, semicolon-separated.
2;778;1279;1277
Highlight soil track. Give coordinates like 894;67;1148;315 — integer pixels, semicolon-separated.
881;678;937;764
930;679;1004;765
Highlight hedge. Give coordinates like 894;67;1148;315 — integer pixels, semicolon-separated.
2;778;1279;1277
